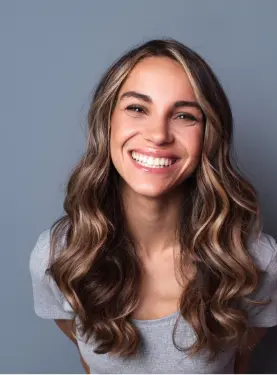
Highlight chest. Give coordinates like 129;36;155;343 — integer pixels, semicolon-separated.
76;314;236;374
131;252;188;320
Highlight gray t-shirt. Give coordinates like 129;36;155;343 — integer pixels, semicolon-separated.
29;229;277;374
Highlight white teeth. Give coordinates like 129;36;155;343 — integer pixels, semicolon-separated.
130;151;176;168
147;156;154;166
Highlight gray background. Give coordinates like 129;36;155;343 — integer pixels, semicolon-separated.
1;0;276;373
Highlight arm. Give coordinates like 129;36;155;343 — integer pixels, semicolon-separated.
54;319;90;374
234;327;268;374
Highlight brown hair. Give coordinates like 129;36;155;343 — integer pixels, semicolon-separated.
46;38;268;362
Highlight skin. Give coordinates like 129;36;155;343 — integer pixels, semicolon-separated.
110;56;204;259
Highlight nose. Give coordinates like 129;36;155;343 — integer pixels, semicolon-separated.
142;117;174;146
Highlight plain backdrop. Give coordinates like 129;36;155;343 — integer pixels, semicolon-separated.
1;0;276;373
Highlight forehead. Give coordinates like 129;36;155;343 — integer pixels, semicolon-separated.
118;56;196;101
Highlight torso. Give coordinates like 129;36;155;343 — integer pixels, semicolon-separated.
131;248;194;320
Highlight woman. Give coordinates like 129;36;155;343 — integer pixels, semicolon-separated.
29;38;277;374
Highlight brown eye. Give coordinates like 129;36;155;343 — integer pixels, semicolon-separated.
126;105;146;114
176;113;197;122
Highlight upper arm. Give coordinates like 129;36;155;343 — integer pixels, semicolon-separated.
234;327;268;373
29;229;76;320
55;319;90;374
241;233;277;327
240;327;268;351
30;230;90;372
234;233;277;372
54;318;78;346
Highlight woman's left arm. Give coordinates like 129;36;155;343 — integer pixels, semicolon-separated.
234;327;268;373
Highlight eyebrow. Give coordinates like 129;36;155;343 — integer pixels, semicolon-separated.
119;90;202;111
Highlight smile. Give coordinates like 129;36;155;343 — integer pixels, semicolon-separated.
131;151;177;168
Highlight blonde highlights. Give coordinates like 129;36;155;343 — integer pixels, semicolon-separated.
46;38;268;361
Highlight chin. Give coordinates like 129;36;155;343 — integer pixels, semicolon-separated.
125;181;175;199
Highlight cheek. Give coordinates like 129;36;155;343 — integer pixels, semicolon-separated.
110;113;121;154
110;113;138;152
181;127;204;158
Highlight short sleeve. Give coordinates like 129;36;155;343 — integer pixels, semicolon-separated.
29;229;76;320
243;232;277;327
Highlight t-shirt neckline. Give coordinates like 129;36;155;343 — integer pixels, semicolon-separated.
130;310;180;325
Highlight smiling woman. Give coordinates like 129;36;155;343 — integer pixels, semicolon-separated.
29;38;277;374
110;56;204;199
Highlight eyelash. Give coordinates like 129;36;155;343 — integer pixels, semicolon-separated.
126;105;198;122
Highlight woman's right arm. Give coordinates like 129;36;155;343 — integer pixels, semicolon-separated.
29;231;90;373
54;319;90;374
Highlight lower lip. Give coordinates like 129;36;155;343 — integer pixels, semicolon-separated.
129;153;180;174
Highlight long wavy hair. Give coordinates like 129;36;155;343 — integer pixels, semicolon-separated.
46;38;269;362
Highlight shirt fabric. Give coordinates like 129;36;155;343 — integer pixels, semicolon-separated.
29;228;277;374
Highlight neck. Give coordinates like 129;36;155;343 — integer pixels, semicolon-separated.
121;182;186;260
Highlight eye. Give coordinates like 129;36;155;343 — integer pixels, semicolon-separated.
175;113;198;122
126;105;146;114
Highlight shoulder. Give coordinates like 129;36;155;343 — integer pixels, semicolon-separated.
29;229;51;260
29;227;75;318
29;227;67;278
247;231;277;272
29;229;51;277
242;232;277;327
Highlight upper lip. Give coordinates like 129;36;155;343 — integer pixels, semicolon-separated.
129;148;179;159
